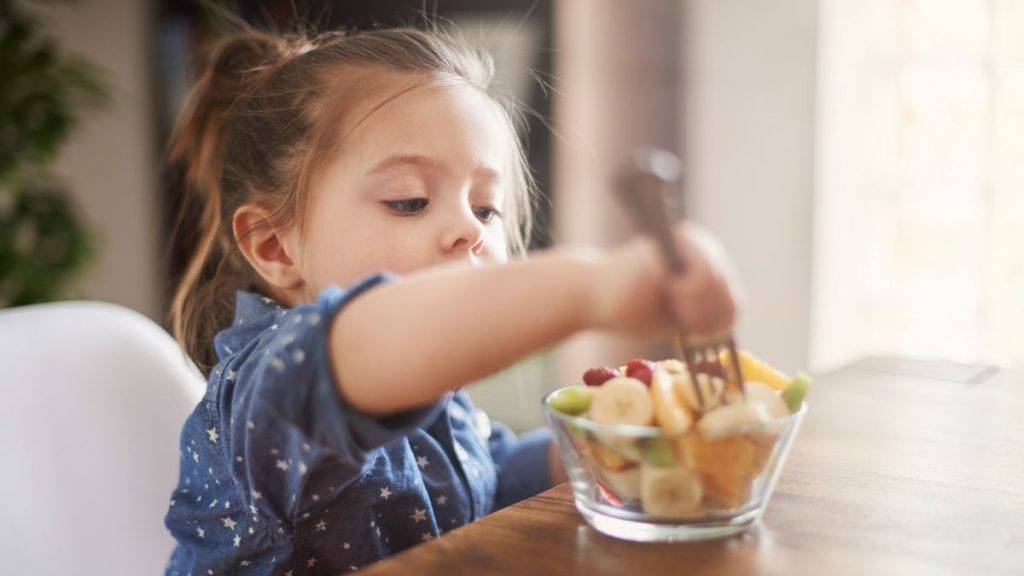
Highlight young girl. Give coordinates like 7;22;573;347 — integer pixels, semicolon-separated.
163;25;740;575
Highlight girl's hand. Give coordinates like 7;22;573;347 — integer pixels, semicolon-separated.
587;223;744;337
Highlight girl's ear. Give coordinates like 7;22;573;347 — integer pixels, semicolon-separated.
232;205;304;291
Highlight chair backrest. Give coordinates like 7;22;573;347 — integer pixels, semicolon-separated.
0;301;206;575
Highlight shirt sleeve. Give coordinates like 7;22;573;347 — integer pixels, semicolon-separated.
224;272;446;520
487;421;553;510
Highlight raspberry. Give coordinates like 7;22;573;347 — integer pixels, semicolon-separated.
582;366;619;387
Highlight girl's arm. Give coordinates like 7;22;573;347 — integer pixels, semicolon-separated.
331;225;739;416
331;247;601;415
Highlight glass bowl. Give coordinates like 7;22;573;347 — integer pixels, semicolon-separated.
544;388;806;542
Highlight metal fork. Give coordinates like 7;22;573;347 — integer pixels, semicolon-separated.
615;147;745;409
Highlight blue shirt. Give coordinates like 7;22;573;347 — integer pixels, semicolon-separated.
164;272;552;575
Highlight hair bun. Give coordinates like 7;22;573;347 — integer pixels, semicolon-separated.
209;32;282;85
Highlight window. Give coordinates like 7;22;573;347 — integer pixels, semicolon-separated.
813;0;1024;369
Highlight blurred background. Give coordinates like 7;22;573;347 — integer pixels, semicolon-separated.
3;0;1022;432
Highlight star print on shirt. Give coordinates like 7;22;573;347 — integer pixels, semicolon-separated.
275;459;290;471
196;527;205;539
306;557;317;568
165;282;556;574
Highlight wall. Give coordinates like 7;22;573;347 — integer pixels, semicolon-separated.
552;0;818;379
681;0;818;373
552;0;684;386
27;0;162;320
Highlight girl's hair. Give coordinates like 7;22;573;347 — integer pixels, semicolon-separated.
168;23;537;375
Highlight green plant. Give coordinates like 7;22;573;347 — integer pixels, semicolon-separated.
0;0;108;307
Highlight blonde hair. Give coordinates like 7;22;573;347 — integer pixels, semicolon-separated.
168;24;537;375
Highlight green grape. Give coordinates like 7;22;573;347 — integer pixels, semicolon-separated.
549;385;594;416
638;437;676;468
783;372;812;413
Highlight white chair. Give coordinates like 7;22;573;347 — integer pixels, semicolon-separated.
0;301;206;575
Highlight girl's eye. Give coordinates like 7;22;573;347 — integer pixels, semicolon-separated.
473;206;503;223
383;198;428;215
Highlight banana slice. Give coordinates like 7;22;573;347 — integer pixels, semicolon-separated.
640;465;703;518
650;369;693;434
696;401;771;439
586;438;633;471
743;381;789;420
597;466;642;500
588;376;654;427
673;372;725;413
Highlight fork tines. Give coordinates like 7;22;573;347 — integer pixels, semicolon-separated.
674;333;746;412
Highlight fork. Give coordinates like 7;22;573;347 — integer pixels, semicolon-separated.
614;147;745;410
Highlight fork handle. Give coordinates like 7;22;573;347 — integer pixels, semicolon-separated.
616;149;687;275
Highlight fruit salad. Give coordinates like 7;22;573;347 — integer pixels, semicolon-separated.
546;350;810;520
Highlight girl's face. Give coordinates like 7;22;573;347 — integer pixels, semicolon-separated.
295;82;512;300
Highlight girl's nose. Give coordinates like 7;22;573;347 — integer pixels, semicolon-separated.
440;207;485;256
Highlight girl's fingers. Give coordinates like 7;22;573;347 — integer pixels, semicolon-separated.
669;272;736;334
667;225;741;334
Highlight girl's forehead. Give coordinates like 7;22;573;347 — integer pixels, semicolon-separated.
337;80;512;175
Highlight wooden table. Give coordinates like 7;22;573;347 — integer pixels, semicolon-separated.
363;358;1023;575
